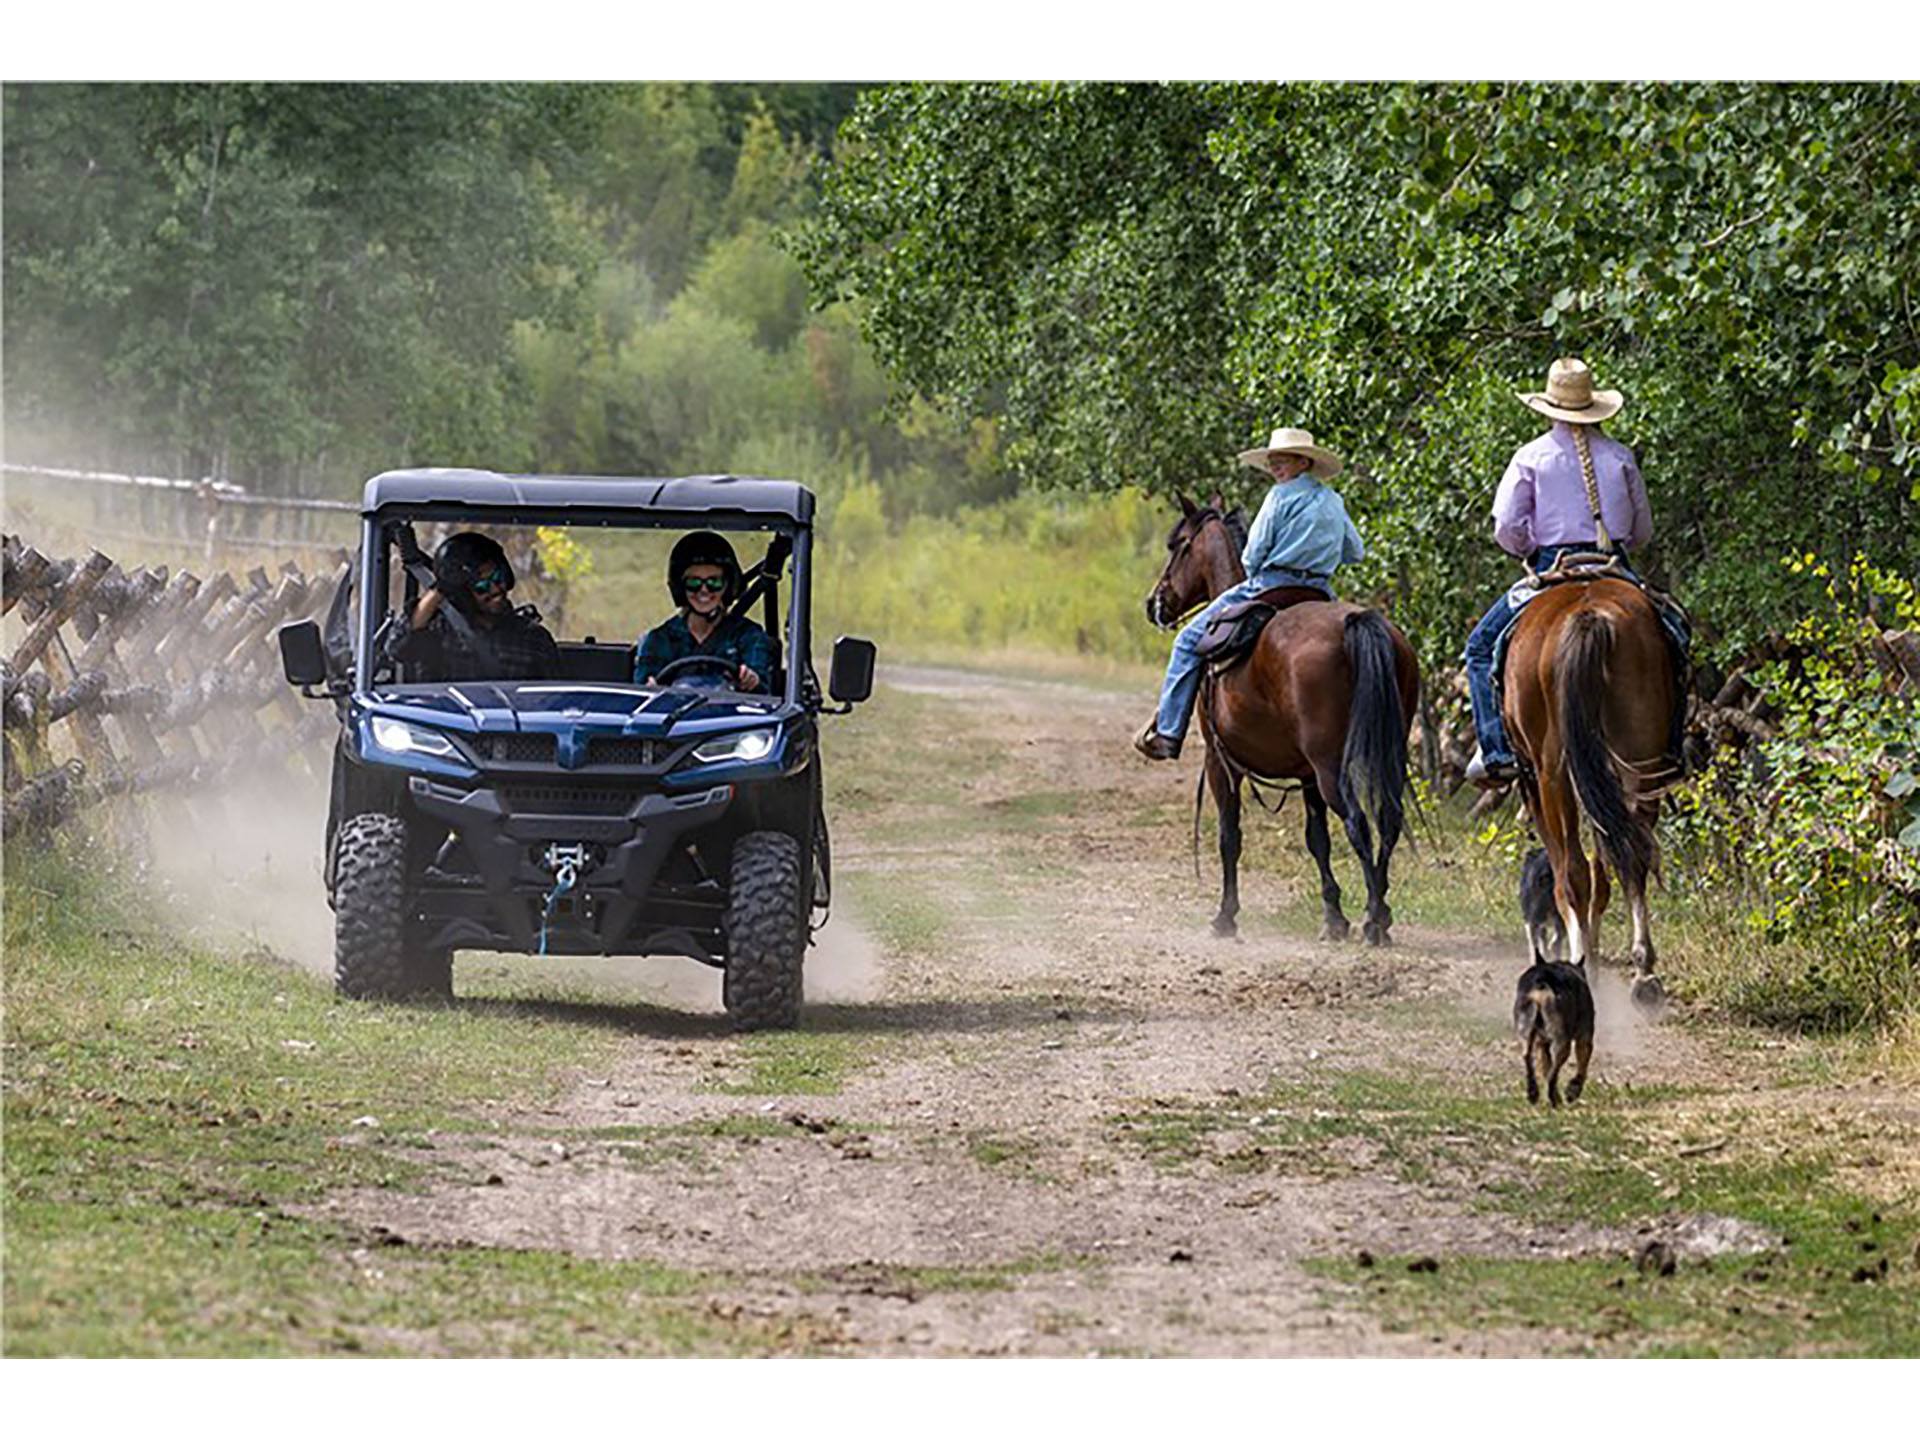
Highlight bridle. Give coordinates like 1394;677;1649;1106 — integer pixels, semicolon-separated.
1150;508;1229;631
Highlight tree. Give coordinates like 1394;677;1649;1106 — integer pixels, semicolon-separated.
801;82;1920;667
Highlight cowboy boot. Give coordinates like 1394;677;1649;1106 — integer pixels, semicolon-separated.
1465;746;1517;788
1134;718;1181;761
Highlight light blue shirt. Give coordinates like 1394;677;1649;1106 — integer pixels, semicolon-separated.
1241;476;1365;590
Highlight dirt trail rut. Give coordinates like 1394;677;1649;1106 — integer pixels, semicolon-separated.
303;664;1914;1356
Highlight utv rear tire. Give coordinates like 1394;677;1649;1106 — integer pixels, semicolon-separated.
334;813;449;1000
723;830;805;1031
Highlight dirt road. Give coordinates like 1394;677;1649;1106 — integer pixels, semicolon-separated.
299;665;1920;1356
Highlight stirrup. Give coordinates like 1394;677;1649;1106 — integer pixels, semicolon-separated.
1134;720;1182;761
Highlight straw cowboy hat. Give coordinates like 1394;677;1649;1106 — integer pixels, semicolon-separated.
1235;427;1343;479
1519;357;1623;424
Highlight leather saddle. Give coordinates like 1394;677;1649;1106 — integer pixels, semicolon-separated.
1194;586;1328;672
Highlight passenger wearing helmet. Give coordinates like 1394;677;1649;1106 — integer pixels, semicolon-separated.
389;531;561;682
636;531;774;692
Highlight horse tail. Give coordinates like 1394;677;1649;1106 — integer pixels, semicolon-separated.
1338;610;1408;873
1556;609;1654;883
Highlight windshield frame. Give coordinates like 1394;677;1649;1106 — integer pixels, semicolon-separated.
355;506;813;711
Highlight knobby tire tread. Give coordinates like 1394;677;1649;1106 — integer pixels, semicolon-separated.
724;830;805;1031
334;812;449;1000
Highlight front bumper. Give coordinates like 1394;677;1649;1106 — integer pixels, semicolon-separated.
406;776;735;958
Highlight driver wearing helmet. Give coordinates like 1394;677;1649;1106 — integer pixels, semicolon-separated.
635;531;774;692
389;531;561;682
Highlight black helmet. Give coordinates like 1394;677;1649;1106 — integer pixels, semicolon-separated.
433;532;513;609
667;531;742;608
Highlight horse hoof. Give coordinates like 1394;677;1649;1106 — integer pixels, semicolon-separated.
1318;920;1351;943
1363;922;1392;948
1630;975;1667;1015
1211;918;1238;939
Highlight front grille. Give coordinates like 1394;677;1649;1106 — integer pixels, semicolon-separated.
500;784;641;817
481;734;556;764
586;736;659;767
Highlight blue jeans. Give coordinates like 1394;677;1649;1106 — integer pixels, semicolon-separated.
1155;576;1329;741
1464;545;1640;765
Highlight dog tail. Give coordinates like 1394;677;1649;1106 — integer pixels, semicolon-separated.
1556;609;1655;884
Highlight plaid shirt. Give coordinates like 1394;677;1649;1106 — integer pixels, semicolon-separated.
390;605;561;682
635;612;774;690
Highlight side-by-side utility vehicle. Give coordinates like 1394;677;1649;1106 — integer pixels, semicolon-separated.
278;470;875;1030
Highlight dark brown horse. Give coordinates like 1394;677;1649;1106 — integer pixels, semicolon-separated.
1146;495;1421;944
1503;577;1677;1009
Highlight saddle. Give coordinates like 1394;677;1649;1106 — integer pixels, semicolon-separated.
1194;586;1328;673
1490;549;1696;763
1494;549;1693;676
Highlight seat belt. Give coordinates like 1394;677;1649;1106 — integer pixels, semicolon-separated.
391;524;501;674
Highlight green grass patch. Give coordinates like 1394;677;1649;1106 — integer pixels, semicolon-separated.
1308;1236;1918;1358
1;842;784;1355
2;1201;787;1356
840;870;953;956
1113;1060;1918;1356
704;1030;871;1096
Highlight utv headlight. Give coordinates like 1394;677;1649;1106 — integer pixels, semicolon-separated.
691;728;777;764
370;715;458;758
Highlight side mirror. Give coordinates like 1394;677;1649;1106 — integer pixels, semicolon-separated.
828;636;876;705
279;619;329;687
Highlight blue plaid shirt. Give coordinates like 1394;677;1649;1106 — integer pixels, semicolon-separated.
635;612;775;690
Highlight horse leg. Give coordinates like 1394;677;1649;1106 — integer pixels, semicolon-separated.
1333;777;1392;947
1587;853;1611;966
1545;788;1595;969
1205;746;1242;939
1303;783;1350;942
1626;801;1666;1012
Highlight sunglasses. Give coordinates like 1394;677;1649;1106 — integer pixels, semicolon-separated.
683;575;729;594
469;569;511;595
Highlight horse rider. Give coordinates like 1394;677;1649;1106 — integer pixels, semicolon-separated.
636;530;774;692
1463;357;1655;787
1135;427;1364;760
389;530;562;682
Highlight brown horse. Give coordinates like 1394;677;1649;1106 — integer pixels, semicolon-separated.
1146;495;1421;944
1503;577;1677;1009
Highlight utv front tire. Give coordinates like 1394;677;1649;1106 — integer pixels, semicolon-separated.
333;813;449;1000
723;830;806;1031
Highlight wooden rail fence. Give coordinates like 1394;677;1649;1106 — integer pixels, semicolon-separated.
2;533;346;840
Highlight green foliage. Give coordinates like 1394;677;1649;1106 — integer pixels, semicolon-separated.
813;485;1170;666
3;82;600;490
1665;556;1920;1027
803;82;1920;674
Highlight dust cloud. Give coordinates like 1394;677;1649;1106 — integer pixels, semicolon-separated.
143;774;336;975
142;773;885;1008
1470;941;1656;1066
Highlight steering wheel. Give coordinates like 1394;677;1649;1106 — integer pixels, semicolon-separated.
653;654;740;688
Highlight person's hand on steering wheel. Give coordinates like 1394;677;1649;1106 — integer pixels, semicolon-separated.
653;654;740;688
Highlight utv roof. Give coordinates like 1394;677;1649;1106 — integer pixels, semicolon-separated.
361;469;814;523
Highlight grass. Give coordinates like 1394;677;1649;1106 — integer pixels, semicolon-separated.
1111;1060;1918;1356
0;843;798;1355
703;1030;872;1096
3;1203;784;1357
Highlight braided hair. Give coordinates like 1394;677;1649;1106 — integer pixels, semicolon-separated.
1570;424;1614;552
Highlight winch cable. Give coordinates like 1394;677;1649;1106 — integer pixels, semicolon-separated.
536;852;580;957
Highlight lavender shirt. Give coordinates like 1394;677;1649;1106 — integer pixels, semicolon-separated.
1491;422;1652;557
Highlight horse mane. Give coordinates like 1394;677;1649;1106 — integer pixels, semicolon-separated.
1219;507;1249;559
